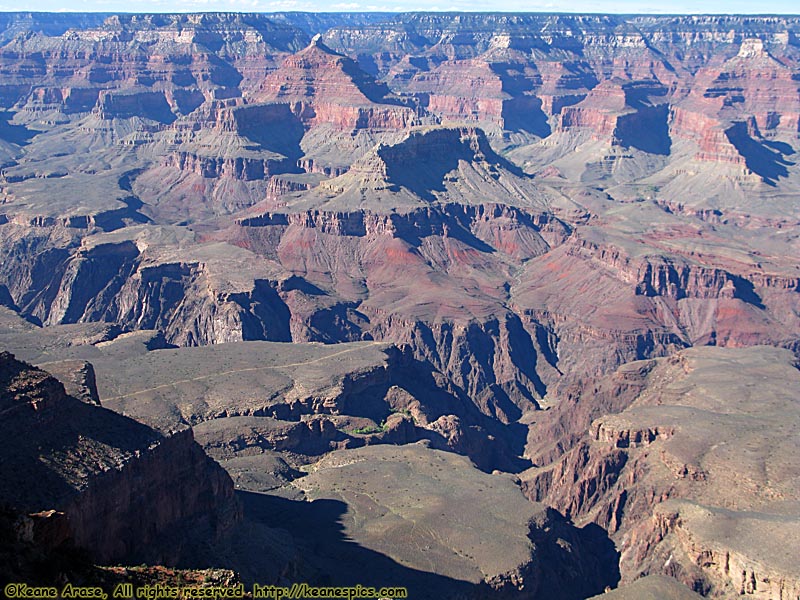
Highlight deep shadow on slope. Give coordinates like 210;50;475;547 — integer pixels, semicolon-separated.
501;96;552;137
234;103;306;163
614;106;671;156
379;128;526;202
238;491;479;598
379;132;472;202
531;517;621;600
237;491;619;599
725;121;794;184
339;56;408;107
0;111;35;145
0;352;239;567
0;353;161;508
0;504;98;589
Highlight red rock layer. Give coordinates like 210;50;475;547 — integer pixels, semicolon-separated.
254;35;418;130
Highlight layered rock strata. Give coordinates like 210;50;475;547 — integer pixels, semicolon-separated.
0;351;239;566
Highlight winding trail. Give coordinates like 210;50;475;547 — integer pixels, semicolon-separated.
101;341;387;402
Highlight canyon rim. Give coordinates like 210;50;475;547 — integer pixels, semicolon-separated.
0;10;799;600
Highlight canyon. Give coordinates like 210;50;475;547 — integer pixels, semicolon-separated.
0;10;798;599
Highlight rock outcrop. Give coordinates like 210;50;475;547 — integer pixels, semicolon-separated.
1;13;800;598
253;34;419;130
522;346;800;598
281;443;619;599
0;351;239;566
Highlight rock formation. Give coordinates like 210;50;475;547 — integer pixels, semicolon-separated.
1;11;800;598
522;346;800;598
0;351;239;566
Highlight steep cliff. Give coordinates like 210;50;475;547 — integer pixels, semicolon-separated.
252;34;420;130
0;351;239;566
522;346;800;598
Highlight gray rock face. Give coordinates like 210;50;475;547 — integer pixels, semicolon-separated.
1;12;800;599
522;346;800;598
0;351;240;565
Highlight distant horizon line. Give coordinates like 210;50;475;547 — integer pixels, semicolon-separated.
3;9;800;15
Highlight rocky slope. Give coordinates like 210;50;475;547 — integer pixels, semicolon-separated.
1;11;800;598
256;443;619;599
0;312;618;597
252;34;420;130
521;346;800;598
0;307;528;474
0;351;239;566
588;575;703;599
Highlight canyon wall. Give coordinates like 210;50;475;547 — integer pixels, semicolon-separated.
0;351;240;565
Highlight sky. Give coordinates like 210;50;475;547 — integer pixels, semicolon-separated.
0;0;798;14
